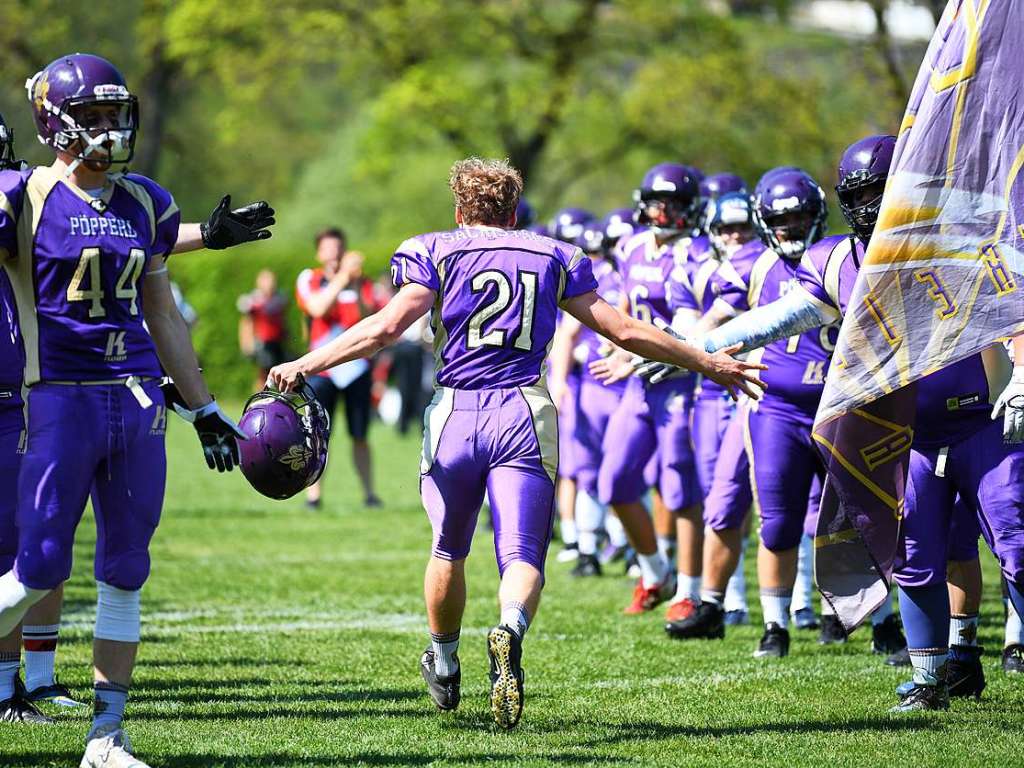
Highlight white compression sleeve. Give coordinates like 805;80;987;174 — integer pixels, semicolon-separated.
95;581;142;643
704;287;839;354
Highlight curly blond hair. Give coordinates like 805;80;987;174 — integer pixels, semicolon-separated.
448;157;523;226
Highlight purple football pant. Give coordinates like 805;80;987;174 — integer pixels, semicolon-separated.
598;377;699;511
804;472;822;539
948;498;981;562
556;373;581;481
420;386;557;576
896;419;1024;588
692;394;734;498
0;394;23;574
744;408;824;552
14;382;167;591
573;378;622;497
703;407;753;531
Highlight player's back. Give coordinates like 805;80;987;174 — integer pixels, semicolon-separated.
392;226;596;390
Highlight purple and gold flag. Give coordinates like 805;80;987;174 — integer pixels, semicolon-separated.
813;0;1024;629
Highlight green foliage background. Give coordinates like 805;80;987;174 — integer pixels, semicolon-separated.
0;0;923;396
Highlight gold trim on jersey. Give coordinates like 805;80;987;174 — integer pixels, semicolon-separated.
518;384;559;484
116;175;157;249
822;237;854;311
746;249;780;308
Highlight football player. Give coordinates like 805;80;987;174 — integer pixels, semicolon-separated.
0;55;257;765
268;157;764;728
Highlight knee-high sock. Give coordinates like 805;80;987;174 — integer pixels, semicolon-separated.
898;583;949;650
724;541;748;612
575;492;605;556
0;572;49;638
791;534;814;613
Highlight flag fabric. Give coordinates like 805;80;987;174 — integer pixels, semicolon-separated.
813;0;1024;629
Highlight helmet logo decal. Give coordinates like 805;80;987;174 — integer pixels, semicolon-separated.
771;196;799;212
33;74;50;112
278;444;312;470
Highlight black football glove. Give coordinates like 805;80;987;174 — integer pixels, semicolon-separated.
200;194;275;250
176;400;247;472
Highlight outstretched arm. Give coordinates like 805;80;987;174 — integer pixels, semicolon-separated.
268;283;436;391
171;196;276;255
703;287;839;353
562;291;766;400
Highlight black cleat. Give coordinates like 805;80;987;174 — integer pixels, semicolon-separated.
665;601;725;640
0;677;53;724
487;625;524;729
754;622;790;658
792;607;819;630
1003;644;1024;674
947;644;986;699
872;614;908;656
25;676;83;707
819;614;847;645
570;553;602;578
890;681;950;712
885;646;912;667
419;649;460;711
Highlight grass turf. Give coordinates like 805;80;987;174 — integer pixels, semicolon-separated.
2;415;1022;767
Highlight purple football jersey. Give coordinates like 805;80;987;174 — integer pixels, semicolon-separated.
0;268;23;389
669;246;724;398
0;167;180;384
578;258;625;390
712;242;836;421
391;226;596;389
797;234;863;314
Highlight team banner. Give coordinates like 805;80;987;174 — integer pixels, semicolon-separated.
813;0;1024;629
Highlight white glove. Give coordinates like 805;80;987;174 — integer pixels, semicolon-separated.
992;367;1024;443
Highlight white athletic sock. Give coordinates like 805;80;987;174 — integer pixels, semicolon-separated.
760;588;792;629
430;630;460;678
1007;597;1024;647
89;682;128;739
0;572;48;638
673;573;701;603
700;589;724;606
560;520;578;547
792;535;814;613
605;514;628;547
871;594;894;626
637;552;669;589
0;652;18;701
724;546;748;613
500;601;530;640
23;623;59;691
656;535;675;561
909;649;947;685
950;613;979;647
575;493;605;556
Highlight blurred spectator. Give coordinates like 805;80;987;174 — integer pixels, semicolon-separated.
296;228;384;509
170;282;198;332
238;269;288;390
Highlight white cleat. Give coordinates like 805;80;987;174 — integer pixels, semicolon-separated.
80;725;152;768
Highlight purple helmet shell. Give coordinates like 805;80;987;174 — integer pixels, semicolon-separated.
707;191;756;260
0;113;15;171
699;173;747;200
515;197;536;229
238;382;330;500
633;163;702;235
26;53;139;166
600;207;637;252
526;222;551;238
836;134;896;242
753;167;828;260
550;207;595;243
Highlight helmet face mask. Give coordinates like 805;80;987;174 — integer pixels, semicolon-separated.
835;135;895;243
633;163;702;236
753;167;828;260
707;192;756;260
0;118;15;171
238;382;331;500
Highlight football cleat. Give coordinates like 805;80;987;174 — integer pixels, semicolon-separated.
724;608;749;626
419;649;460;711
890;682;949;713
1003;644;1024;674
80;725;150;768
792;607;819;630
754;623;790;659
818;614;847;645
947;645;986;699
487;625;524;730
0;677;53;724
624;573;676;615
26;677;84;707
665;601;725;640
555;543;579;564
871;614;908;656
570;553;602;578
885;647;912;667
664;598;698;623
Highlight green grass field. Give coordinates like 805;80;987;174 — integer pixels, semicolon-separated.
2;415;1022;767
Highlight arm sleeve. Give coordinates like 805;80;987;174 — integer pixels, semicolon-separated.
703;286;840;353
392;237;441;292
561;247;598;300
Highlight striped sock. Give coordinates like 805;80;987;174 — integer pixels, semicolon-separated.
23;623;59;691
0;652;18;701
760;587;793;629
500;601;530;640
430;630;460;678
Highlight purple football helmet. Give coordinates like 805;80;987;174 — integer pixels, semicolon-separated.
753;167;828;260
515;197;536;229
633;163;702;235
0;113;16;170
526;222;551;237
26;53;139;167
238;382;330;500
707;191;756;260
836;135;896;243
550;207;595;244
600;207;637;254
699;172;747;231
